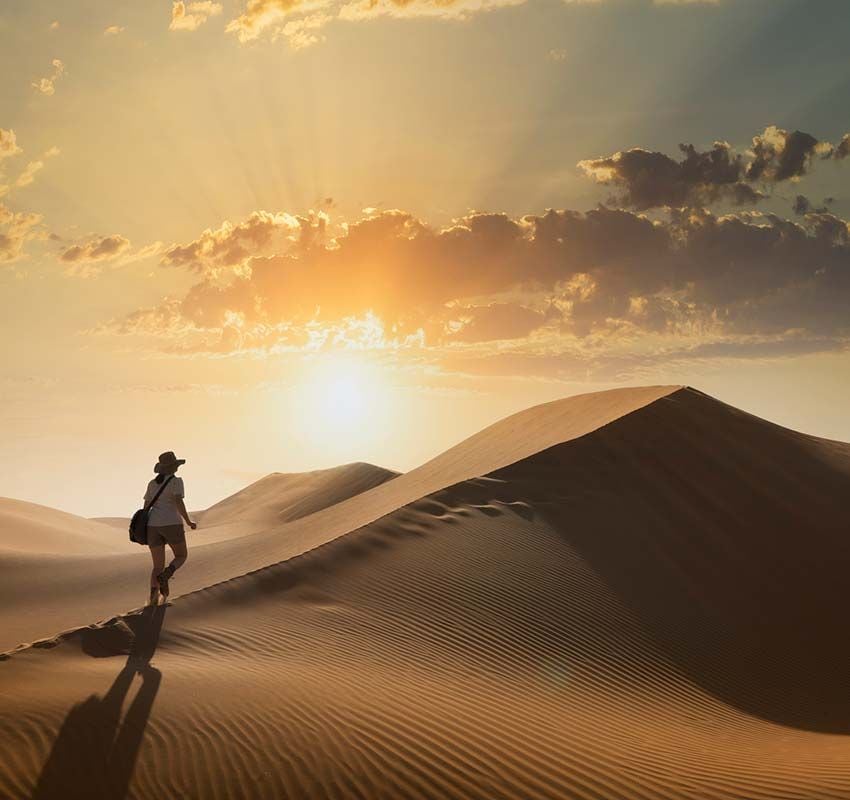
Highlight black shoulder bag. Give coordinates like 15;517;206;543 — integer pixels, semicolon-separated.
129;475;174;545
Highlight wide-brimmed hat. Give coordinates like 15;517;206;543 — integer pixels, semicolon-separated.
154;451;186;474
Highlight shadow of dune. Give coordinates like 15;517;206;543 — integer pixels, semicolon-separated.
31;605;167;800
491;388;850;733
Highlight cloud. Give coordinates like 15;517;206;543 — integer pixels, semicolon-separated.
337;0;525;22
746;125;833;183
226;0;303;42
15;162;46;189
60;237;160;278
226;0;524;45
59;235;131;271
32;59;65;96
223;0;717;48
104;25;126;35
278;12;334;49
0;134;53;261
791;194;833;216
53;234;159;276
579;126;849;210
13;146;60;190
97;200;850;369
160;210;304;275
170;1;224;32
579;140;760;210
0;203;44;263
0;130;22;162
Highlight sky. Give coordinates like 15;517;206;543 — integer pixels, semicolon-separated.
1;0;849;517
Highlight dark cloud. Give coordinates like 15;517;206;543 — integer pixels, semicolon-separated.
792;195;833;216
746;126;826;182
793;195;812;216
578;141;759;211
580;126;847;211
671;208;849;311
59;234;130;263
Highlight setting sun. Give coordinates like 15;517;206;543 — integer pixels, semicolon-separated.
300;355;377;425
285;354;395;459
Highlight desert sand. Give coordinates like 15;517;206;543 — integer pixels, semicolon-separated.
3;385;850;799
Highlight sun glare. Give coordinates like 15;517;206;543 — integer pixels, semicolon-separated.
286;354;394;461
306;360;371;426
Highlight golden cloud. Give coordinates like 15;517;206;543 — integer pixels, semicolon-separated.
95;202;850;368
0;130;22;162
160;210;310;275
170;1;224;32
0;204;44;263
0;134;56;261
13;147;60;191
227;0;524;46
32;59;65;96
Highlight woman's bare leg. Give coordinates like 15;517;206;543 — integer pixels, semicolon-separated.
167;540;187;573
149;545;165;588
156;540;187;599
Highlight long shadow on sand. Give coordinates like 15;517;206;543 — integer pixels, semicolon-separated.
31;605;167;800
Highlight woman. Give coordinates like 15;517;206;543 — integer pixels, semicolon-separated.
143;451;197;606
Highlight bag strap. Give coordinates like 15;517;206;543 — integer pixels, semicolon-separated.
144;475;174;513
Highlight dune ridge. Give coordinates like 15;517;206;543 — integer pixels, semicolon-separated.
4;385;850;799
0;385;676;652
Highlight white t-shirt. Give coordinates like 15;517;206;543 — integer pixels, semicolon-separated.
144;476;185;527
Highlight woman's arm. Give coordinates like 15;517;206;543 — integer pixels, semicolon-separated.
176;497;197;529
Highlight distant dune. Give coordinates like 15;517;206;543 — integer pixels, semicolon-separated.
196;461;400;540
91;462;399;541
0;498;138;556
3;385;850;799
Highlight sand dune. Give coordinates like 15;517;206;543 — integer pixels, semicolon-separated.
0;498;138;556
3;386;850;799
0;385;674;651
196;461;399;540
